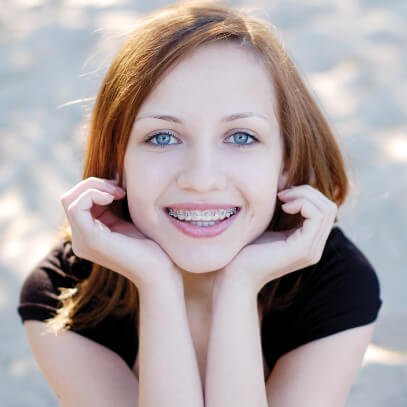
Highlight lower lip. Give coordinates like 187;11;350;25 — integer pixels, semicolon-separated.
164;209;240;238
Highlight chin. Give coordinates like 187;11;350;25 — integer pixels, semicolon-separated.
169;251;235;274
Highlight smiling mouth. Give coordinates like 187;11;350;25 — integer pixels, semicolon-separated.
165;207;240;224
163;206;241;238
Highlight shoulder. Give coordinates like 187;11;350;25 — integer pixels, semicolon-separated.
18;239;92;322
18;240;139;371
295;225;383;340
24;238;91;285
261;226;383;372
306;226;382;305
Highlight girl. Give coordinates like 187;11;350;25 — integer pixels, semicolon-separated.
18;1;382;406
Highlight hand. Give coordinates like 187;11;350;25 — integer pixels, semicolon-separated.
216;185;338;295
60;176;182;292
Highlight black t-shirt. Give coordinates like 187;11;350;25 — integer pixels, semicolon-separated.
17;226;382;373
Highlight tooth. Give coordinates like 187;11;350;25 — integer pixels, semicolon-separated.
169;207;237;221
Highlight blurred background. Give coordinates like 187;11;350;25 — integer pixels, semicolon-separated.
1;0;406;405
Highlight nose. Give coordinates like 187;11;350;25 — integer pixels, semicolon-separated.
177;146;227;193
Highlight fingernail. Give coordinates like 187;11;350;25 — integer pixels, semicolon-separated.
115;187;126;194
106;184;124;195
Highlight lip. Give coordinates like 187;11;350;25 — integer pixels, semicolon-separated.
166;202;240;210
164;207;241;238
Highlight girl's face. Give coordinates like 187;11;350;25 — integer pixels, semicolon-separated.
123;41;287;273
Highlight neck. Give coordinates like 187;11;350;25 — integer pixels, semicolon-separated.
181;268;217;308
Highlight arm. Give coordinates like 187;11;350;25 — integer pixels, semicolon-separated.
23;320;140;407
58;176;204;405
205;277;268;407
205;276;376;407
138;279;204;407
265;322;376;406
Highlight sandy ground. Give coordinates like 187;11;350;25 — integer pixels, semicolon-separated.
1;0;406;405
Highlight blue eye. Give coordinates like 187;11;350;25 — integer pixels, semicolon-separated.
226;131;258;147
145;130;179;147
145;130;258;148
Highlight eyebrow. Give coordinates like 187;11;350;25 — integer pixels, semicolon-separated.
134;112;270;123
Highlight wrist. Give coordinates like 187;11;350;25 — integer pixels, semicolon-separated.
136;268;184;299
212;268;257;306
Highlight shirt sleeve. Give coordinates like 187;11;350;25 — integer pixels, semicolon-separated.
285;228;383;351
17;240;139;370
17;240;89;323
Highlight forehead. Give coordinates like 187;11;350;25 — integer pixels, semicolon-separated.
137;41;278;120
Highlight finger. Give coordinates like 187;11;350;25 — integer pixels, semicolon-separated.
297;185;338;228
278;185;335;214
67;189;115;236
60;177;125;211
282;196;334;262
91;190;126;219
281;197;320;219
281;197;324;251
278;185;338;232
96;208;127;228
278;185;325;211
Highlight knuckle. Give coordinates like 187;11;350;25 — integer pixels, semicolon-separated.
78;177;95;189
60;193;69;206
60;198;66;209
66;202;76;216
88;176;99;184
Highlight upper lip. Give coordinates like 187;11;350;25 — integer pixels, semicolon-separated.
166;202;240;210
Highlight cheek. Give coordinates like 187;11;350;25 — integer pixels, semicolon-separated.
124;158;150;214
245;175;279;223
124;155;172;220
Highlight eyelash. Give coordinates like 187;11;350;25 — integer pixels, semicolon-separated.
144;130;259;149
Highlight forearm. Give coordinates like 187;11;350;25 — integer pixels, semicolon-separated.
205;278;268;407
137;279;204;407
